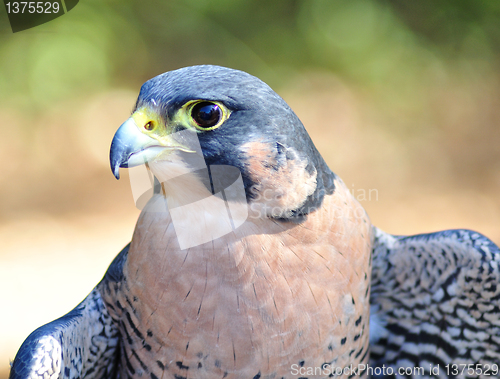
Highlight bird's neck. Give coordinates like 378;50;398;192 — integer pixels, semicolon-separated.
129;177;371;276
120;179;374;376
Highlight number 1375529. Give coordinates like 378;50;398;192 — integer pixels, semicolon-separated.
445;364;499;376
5;2;60;14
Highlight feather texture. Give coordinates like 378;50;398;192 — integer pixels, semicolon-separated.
370;228;500;378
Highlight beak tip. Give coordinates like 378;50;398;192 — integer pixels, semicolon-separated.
110;158;121;180
109;155;118;179
110;151;121;179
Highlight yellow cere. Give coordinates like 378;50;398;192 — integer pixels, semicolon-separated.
131;107;163;135
130;106;193;153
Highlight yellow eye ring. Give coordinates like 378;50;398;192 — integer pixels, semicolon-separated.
186;100;230;131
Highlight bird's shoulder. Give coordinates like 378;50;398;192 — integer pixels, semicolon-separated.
9;244;130;379
370;227;500;374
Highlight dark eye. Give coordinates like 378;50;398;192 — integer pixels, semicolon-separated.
191;102;222;129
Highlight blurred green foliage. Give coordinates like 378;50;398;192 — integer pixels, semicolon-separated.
0;0;499;113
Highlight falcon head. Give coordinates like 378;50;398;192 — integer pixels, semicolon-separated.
110;65;335;220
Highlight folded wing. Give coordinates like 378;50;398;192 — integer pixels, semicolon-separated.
370;228;500;377
9;245;130;379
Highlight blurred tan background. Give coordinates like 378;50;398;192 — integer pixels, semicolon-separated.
1;0;499;376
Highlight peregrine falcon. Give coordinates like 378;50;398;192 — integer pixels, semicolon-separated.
9;66;500;379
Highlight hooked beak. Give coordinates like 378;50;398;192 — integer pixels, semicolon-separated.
109;117;166;179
